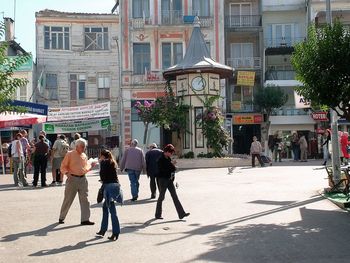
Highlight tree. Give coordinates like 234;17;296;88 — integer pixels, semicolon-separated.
291;21;350;121
0;22;31;113
254;85;288;142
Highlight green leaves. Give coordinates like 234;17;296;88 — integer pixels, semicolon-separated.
291;21;350;121
254;85;288;116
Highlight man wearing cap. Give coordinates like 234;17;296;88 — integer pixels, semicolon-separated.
145;143;163;199
119;139;146;201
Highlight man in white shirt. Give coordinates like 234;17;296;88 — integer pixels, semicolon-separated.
11;133;28;187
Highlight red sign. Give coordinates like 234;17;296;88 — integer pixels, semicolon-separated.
233;114;263;124
311;112;328;121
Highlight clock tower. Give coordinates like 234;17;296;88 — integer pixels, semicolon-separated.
163;17;234;156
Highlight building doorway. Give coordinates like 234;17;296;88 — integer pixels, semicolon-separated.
233;124;261;154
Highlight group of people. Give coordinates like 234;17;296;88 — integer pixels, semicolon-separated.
56;138;189;242
9;131;82;188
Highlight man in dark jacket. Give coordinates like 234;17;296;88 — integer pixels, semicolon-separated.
145;143;163;199
155;144;190;220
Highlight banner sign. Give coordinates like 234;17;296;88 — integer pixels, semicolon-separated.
294;92;311;108
44;118;111;134
311;111;328;121
47;102;110;122
10;100;48;115
233;114;263;124
237;71;255;86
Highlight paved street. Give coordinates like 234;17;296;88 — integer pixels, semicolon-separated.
1;159;350;263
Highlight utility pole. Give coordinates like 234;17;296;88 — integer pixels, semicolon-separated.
326;0;341;183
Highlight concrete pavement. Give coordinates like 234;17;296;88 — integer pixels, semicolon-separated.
1;159;350;263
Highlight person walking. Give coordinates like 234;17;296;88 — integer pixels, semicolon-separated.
58;138;96;225
70;133;81;150
119;139;146;201
291;132;300;162
322;130;331;166
32;134;50;187
96;150;123;241
250;136;264;168
11;133;28;187
155;144;190;220
340;131;349;165
19;130;30;177
299;135;308;162
145;143;163;199
51;134;69;186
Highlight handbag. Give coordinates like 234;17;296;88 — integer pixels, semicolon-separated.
97;185;104;203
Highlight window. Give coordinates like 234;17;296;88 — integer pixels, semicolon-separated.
266;24;294;47
132;0;150;18
229;3;251;26
70;74;86;100
194;107;204;148
230;43;253;68
231;86;253;112
85;27;109;50
44;26;70;50
183;110;190;149
192;0;210;16
133;43;150;74
98;74;110;99
162;42;183;69
161;0;182;24
19;85;27;101
46;73;58;100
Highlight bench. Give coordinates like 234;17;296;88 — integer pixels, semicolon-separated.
325;165;350;201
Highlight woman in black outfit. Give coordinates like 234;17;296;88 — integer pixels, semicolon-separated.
96;150;123;241
155;144;190;220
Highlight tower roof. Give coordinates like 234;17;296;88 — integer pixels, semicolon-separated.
163;17;234;80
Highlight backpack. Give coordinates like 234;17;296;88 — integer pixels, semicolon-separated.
58;140;70;157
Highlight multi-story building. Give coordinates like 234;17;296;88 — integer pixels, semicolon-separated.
262;0;316;155
224;0;264;154
118;0;226;149
35;9;120;146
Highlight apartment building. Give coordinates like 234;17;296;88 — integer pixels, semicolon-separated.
223;0;264;154
118;0;226;148
35;9;120;146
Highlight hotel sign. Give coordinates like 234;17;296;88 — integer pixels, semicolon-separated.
237;71;255;86
311;112;328;121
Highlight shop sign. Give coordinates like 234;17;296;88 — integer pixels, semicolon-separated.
231;101;241;111
233;114;263;124
294;92;311;108
47;102;110;122
44;118;111;134
311;112;328;121
237;71;255;86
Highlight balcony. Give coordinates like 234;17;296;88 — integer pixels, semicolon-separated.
131;17;152;29
271;107;312;116
265;69;295;81
227;57;261;69
225;15;262;28
264;37;305;48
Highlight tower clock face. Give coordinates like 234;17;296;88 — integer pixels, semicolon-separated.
191;76;206;91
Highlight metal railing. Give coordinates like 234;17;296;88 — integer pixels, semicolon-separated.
264;37;305;48
225;15;262;28
161;10;183;25
271;107;311;116
227;57;261;69
265;70;295;80
131;17;152;29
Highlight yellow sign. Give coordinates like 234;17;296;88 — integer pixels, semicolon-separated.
233;114;263;124
237;71;255;86
231;101;241;111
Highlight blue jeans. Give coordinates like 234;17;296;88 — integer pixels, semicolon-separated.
127;169;141;198
100;201;120;235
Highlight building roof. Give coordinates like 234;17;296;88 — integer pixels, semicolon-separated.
163;17;234;80
35;9;117;17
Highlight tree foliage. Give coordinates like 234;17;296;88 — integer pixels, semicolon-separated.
291;21;350;121
0;22;31;113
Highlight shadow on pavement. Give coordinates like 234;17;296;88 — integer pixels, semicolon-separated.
1;223;81;242
189;207;350;262
29;237;111;257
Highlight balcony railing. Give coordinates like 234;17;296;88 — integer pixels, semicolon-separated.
264;37;305;48
271;107;311;116
225;15;262;28
227;57;261;69
265;70;295;80
161;10;183;25
131;17;152;29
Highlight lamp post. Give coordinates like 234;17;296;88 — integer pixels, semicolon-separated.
326;0;341;183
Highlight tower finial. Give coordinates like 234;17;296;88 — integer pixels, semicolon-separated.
193;16;200;27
